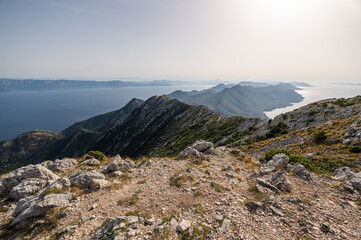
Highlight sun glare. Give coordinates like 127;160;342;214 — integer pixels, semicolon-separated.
246;0;320;25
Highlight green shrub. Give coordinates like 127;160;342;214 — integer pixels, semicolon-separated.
265;121;289;139
306;118;315;124
169;175;194;188
334;98;356;107
350;146;361;153
313;131;327;143
85;151;106;161
210;182;225;192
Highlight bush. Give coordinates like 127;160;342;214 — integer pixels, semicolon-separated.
265;121;289;139
313;131;327;143
85;151;106;161
350;146;361;153
210;182;225;192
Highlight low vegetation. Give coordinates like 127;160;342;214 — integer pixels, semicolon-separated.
85;151;106;161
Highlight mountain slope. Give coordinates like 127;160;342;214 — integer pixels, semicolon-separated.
1;95;360;175
168;83;303;118
61;98;144;136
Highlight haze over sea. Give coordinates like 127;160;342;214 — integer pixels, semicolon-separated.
0;82;360;141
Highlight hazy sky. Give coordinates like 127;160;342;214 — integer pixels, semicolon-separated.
0;0;360;82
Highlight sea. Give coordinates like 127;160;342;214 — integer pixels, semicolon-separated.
0;83;360;141
264;83;361;118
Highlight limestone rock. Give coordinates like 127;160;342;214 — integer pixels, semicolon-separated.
10;178;47;200
333;167;355;181
191;140;214;152
288;163;312;181
350;172;361;191
39;178;71;195
219;219;231;233
177;219;191;233
69;171;107;190
178;146;205;160
256;178;279;194
82;158;100;166
1;164;59;195
91;217;127;240
260;154;289;174
47;158;78;172
109;171;123;177
11;193;72;227
270;171;291;192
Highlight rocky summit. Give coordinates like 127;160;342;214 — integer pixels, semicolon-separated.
0;95;360;239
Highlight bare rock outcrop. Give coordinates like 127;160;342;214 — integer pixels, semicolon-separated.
0;164;59;197
288;163;312;181
11;193;72;228
178;140;215;160
69;171;108;190
10;178;47;200
46;158;78;172
260;154;289;174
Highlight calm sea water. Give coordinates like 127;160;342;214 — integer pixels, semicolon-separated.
264;83;361;118
0;85;213;140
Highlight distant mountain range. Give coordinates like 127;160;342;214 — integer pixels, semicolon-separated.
0;79;312;92
168;83;304;119
0;79;184;91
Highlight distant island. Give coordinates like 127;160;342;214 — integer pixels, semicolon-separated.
168;82;305;119
0;79;187;92
0;79;312;92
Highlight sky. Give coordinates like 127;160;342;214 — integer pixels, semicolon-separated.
0;0;360;82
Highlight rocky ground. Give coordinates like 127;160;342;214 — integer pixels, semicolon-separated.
0;139;360;240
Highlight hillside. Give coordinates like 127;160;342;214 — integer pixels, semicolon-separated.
0;96;264;174
0;96;360;239
167;83;303;119
1;95;360;176
0;124;360;239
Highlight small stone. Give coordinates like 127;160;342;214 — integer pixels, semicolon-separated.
177;219;191;233
320;223;330;233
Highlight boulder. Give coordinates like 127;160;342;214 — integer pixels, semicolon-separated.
109;171;123;178
178;146;205;160
82;158;101;166
1;164;59;194
11;193;72;227
350;172;361;191
191;140;214;152
288;163;312;181
10;178;47;200
47;158;78;172
69;171;107;190
101;159;136;173
92;217;127;240
333;167;355;181
138;159;152;169
38;178;71;195
256;178;279;194
177;219;191;233
178;140;215;160
260;154;289;174
118;160;136;172
219;219;231;233
270;171;291;192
